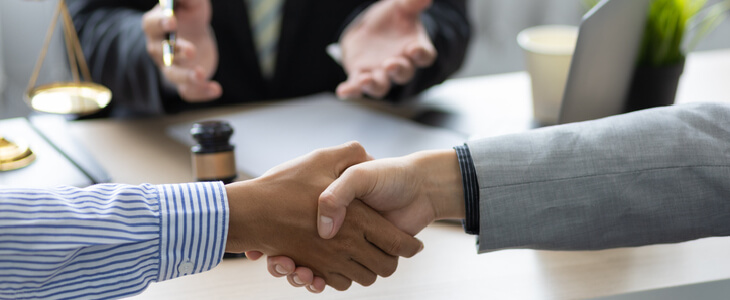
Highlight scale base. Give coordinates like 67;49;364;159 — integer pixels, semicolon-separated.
0;136;36;171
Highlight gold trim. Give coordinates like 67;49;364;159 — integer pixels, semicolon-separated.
0;137;36;171
26;82;112;115
25;0;111;115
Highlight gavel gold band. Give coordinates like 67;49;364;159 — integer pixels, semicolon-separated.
193;152;237;181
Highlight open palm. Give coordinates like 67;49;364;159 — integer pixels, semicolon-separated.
338;0;437;99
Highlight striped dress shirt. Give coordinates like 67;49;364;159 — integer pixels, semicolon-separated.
0;182;229;300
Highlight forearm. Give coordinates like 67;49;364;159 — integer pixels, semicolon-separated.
68;0;177;116
468;102;730;252
0;182;228;299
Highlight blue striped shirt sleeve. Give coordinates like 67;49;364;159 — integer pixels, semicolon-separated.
0;181;229;300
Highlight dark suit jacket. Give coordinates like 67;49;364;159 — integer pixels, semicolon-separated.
68;0;470;117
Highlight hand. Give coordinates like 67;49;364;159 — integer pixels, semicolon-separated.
337;0;438;99
264;149;465;293
142;0;222;102
225;142;424;291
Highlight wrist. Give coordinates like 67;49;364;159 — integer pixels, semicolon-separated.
412;149;465;220
224;180;261;253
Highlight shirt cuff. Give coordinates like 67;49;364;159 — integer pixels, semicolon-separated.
156;181;229;282
454;144;480;235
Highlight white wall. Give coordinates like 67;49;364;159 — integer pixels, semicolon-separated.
0;10;5;108
0;1;68;119
454;0;730;78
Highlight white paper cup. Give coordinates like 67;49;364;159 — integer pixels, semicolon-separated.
517;25;578;125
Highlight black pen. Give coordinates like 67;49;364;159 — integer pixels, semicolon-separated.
160;0;176;67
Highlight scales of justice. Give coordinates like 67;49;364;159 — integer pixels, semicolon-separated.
0;0;112;171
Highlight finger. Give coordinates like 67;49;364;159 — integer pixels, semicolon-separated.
339;260;377;287
287;267;314;287
336;71;372;100
318;161;380;239
141;6;177;40
324;273;352;291
163;66;222;102
147;36;196;68
161;64;203;86
318;166;373;239
167;38;198;66
406;40;438;68
306;277;326;294
328;141;370;175
350;241;400;277
336;81;361;100
287;273;306;287
384;57;416;85
396;0;433;15
146;40;163;66
362;69;391;98
365;212;425;258
244;250;264;260
178;81;222;102
267;256;295;278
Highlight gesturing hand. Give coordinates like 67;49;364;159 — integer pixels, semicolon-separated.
337;0;438;99
225;142;424;291
141;0;221;102
265;149;465;293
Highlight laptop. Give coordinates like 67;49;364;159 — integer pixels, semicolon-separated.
559;0;652;124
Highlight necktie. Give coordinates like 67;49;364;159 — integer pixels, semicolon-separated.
246;0;284;79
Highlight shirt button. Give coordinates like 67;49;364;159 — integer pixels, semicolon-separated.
178;260;194;275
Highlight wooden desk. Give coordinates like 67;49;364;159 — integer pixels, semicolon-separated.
67;49;730;299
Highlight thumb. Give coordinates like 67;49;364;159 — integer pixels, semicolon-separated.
317;168;374;239
396;0;433;15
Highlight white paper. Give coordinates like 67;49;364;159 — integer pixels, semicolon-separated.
167;94;467;177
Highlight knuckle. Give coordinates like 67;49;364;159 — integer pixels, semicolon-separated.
346;165;367;178
344;140;364;153
318;191;338;210
385;236;404;255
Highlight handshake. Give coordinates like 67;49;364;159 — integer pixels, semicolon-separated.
224;141;465;293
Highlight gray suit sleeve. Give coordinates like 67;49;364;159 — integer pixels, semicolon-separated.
466;102;730;252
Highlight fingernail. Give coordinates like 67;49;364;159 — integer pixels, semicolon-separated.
292;274;304;285
307;284;320;293
319;216;333;238
274;264;287;276
418;243;424;254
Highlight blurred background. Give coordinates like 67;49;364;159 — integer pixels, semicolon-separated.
1;0;729;119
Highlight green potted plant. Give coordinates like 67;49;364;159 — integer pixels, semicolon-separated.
583;0;729;111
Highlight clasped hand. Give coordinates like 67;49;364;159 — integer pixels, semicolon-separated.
224;142;425;292
240;144;464;293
